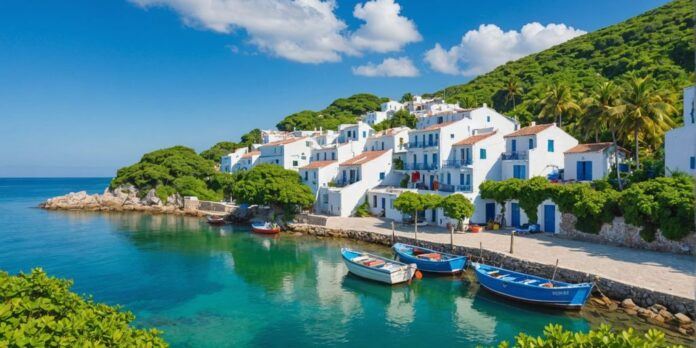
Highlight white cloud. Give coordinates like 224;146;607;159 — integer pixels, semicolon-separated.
352;57;419;77
130;0;421;64
350;0;421;53
424;22;586;76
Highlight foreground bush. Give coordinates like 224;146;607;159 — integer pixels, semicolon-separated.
496;324;682;348
0;269;167;347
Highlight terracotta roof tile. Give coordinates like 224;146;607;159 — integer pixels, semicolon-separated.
339;150;389;166
504;124;554;138
565;142;627;154
453;131;497;146
261;137;306;147
241;151;260;158
300;160;337;169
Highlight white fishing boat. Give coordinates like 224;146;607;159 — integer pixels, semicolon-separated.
341;248;417;285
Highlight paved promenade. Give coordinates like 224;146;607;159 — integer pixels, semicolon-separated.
324;217;695;300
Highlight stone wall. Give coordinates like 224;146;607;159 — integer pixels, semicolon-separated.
559;214;696;255
288;223;696;319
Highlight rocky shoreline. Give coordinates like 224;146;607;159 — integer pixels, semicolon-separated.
39;186;205;217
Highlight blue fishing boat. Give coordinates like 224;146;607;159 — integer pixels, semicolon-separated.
392;243;466;274
472;263;593;309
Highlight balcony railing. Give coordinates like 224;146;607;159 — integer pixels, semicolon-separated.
443;159;472;168
332;179;359;187
501;151;528;160
438;184;472;193
403;163;439;171
407;142;438;149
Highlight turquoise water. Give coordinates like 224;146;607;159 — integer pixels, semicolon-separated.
0;178;591;347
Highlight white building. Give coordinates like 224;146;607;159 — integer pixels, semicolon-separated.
260;130;290;144
665;86;696;177
563;143;627;182
362;100;405;126
416;104;515;130
220;147;248;173
405;96;459;117
233;150;260;171
365;127;410;153
316;150;395;217
257;137;318;170
299;160;339;197
501;123;578;180
311;141;364;163
337;122;374;146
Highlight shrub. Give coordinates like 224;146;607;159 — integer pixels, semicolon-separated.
551;183;619;234
439;194;474;230
495;324;682;348
354;199;371;217
517;177;552;223
232;164;315;216
0;269;167;347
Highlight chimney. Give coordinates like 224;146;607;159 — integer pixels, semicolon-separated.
531;121;536;126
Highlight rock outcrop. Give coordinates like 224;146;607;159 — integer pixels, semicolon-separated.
40;186;203;217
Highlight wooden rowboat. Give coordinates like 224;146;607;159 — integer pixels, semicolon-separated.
206;215;226;225
392;243;466;274
341;248;417;285
251;221;281;234
472;262;593;309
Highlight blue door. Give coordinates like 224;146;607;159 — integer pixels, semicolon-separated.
511;203;520;227
513;165;526;179
584;161;592;180
576;161;594;181
485;203;496;223
544;204;556;233
381;198;386;210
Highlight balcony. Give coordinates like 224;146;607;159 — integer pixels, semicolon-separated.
407;142;438;149
443;159;472;168
403;163;439;171
501;151;528;160
331;179;359;187
438;184;472;193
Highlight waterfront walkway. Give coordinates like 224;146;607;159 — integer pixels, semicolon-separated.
323;217;695;300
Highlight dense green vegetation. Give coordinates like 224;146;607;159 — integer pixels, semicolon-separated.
110;146;222;201
495;324;682;348
479;175;695;239
430;0;692;131
231;164;315;217
200;128;262;162
276;94;387;131
0;268;167;347
372;109;417;131
439;194;474;230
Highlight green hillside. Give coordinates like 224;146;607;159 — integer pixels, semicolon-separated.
430;0;693;125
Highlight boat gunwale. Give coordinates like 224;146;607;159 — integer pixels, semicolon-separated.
341;248;410;275
472;262;593;290
392;243;465;262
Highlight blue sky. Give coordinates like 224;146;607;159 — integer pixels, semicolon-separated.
0;0;669;177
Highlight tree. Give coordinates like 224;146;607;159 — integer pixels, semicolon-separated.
504;76;523;113
173;176;221;201
614;75;676;167
200;141;238;162
0;268;167;347
538;81;581;128
583;81;625;189
394;192;425;235
231;164;315;217
240;128;262;147
439;194;474;231
372;109;417;131
400;92;413;103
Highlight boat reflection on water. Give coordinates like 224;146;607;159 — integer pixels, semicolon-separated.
341;272;415;327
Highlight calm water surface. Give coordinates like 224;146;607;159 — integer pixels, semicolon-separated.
0;178;595;347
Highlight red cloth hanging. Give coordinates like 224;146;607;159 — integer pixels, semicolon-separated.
411;171;421;182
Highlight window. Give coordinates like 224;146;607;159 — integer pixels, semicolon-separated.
373;195;377;208
362;131;366;138
528;138;534;149
381;142;385;150
331;152;335;160
313;172;317;179
450;133;454;139
691;156;695;169
511;139;517;152
292;160;298;167
304;171;308;181
480;148;487;159
379;172;385;180
486;115;490;122
547;139;555;152
275;159;279;164
316;153;320;160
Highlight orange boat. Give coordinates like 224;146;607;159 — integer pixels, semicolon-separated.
251;222;281;234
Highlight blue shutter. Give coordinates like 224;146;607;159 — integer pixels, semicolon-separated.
576;161;584;181
511;139;517;152
586;161;593;180
528;138;534;149
547;139;555;152
480;148;487;159
691;156;696;169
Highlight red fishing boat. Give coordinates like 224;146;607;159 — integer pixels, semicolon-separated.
251;222;281;234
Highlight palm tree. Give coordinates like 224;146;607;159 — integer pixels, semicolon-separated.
583;81;624;189
504;76;523;112
538;82;580;128
613;75;676;168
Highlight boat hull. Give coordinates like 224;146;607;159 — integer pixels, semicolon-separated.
341;249;416;285
251;222;280;234
472;263;593;309
393;243;466;274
